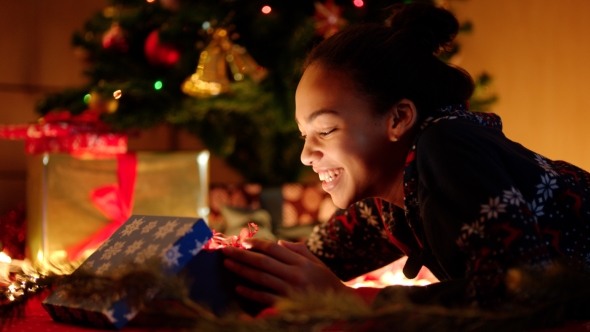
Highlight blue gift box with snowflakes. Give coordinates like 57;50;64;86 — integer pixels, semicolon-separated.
42;215;213;330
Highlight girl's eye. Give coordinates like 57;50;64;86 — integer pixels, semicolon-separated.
319;129;335;136
299;129;335;140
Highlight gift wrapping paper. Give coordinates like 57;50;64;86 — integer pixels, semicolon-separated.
26;151;210;266
0;110;128;157
42;215;213;330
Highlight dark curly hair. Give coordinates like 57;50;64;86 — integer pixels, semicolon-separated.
303;3;474;121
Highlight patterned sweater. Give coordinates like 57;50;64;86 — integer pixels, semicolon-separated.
306;104;590;307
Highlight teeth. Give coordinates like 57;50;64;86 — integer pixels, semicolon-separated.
318;170;341;182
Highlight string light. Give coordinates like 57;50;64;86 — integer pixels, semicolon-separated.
261;5;272;14
353;0;364;7
146;0;156;3
154;80;163;90
83;94;91;104
113;90;122;99
0;252;10;264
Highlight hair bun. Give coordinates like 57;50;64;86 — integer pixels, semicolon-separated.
385;3;459;55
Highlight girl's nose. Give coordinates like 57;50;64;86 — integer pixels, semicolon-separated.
300;140;319;165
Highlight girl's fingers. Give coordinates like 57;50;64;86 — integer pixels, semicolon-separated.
223;257;291;296
223;244;311;286
224;239;304;266
235;285;281;305
222;245;285;274
278;240;324;264
222;239;344;299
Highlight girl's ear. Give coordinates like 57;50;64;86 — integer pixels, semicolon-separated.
387;98;418;142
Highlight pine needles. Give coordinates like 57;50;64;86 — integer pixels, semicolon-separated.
2;260;589;331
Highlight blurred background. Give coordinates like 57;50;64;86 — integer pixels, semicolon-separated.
1;0;590;217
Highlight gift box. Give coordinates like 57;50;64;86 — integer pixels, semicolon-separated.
42;215;214;330
182;248;270;317
26;151;210;266
0;110;128;157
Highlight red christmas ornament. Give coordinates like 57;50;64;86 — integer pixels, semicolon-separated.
102;22;129;52
144;30;181;67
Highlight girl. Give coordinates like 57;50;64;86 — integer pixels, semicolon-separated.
222;3;590;309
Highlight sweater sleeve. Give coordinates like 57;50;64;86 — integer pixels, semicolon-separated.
415;120;553;307
306;197;405;281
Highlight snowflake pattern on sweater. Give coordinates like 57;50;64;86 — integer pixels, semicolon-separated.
306;104;590;307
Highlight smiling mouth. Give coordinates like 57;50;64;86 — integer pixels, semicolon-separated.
318;169;342;183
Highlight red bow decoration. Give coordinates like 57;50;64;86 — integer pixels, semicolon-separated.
204;222;259;250
66;153;137;260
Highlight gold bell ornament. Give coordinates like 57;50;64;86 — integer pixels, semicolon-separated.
181;28;267;98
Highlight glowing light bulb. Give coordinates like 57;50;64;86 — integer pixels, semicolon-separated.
83;93;91;104
113;90;122;99
154;81;163;90
146;0;156;3
353;0;364;7
0;252;11;264
261;5;272;14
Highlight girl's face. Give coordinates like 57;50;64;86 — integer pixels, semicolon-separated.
295;64;408;208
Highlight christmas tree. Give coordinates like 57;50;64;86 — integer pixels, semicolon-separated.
35;0;495;186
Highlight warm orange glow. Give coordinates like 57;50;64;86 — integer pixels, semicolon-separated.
0;252;11;284
344;256;438;288
261;5;272;14
146;0;156;3
451;1;590;174
0;252;11;264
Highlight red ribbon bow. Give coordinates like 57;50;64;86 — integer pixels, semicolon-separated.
66;153;137;260
204;223;259;250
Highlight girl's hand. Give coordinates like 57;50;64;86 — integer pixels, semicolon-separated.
222;238;353;305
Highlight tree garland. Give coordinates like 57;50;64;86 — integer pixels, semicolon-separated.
2;260;589;331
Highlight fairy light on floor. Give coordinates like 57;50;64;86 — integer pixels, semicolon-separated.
344;256;438;288
0;252;10;264
7;284;16;301
261;5;272;14
0;252;11;284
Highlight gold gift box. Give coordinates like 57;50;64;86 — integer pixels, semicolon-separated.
26;151;210;266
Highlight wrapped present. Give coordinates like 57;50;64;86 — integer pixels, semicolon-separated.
43;216;270;329
42;215;214;330
182;248;269;317
0;110;127;157
26;151;210;266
